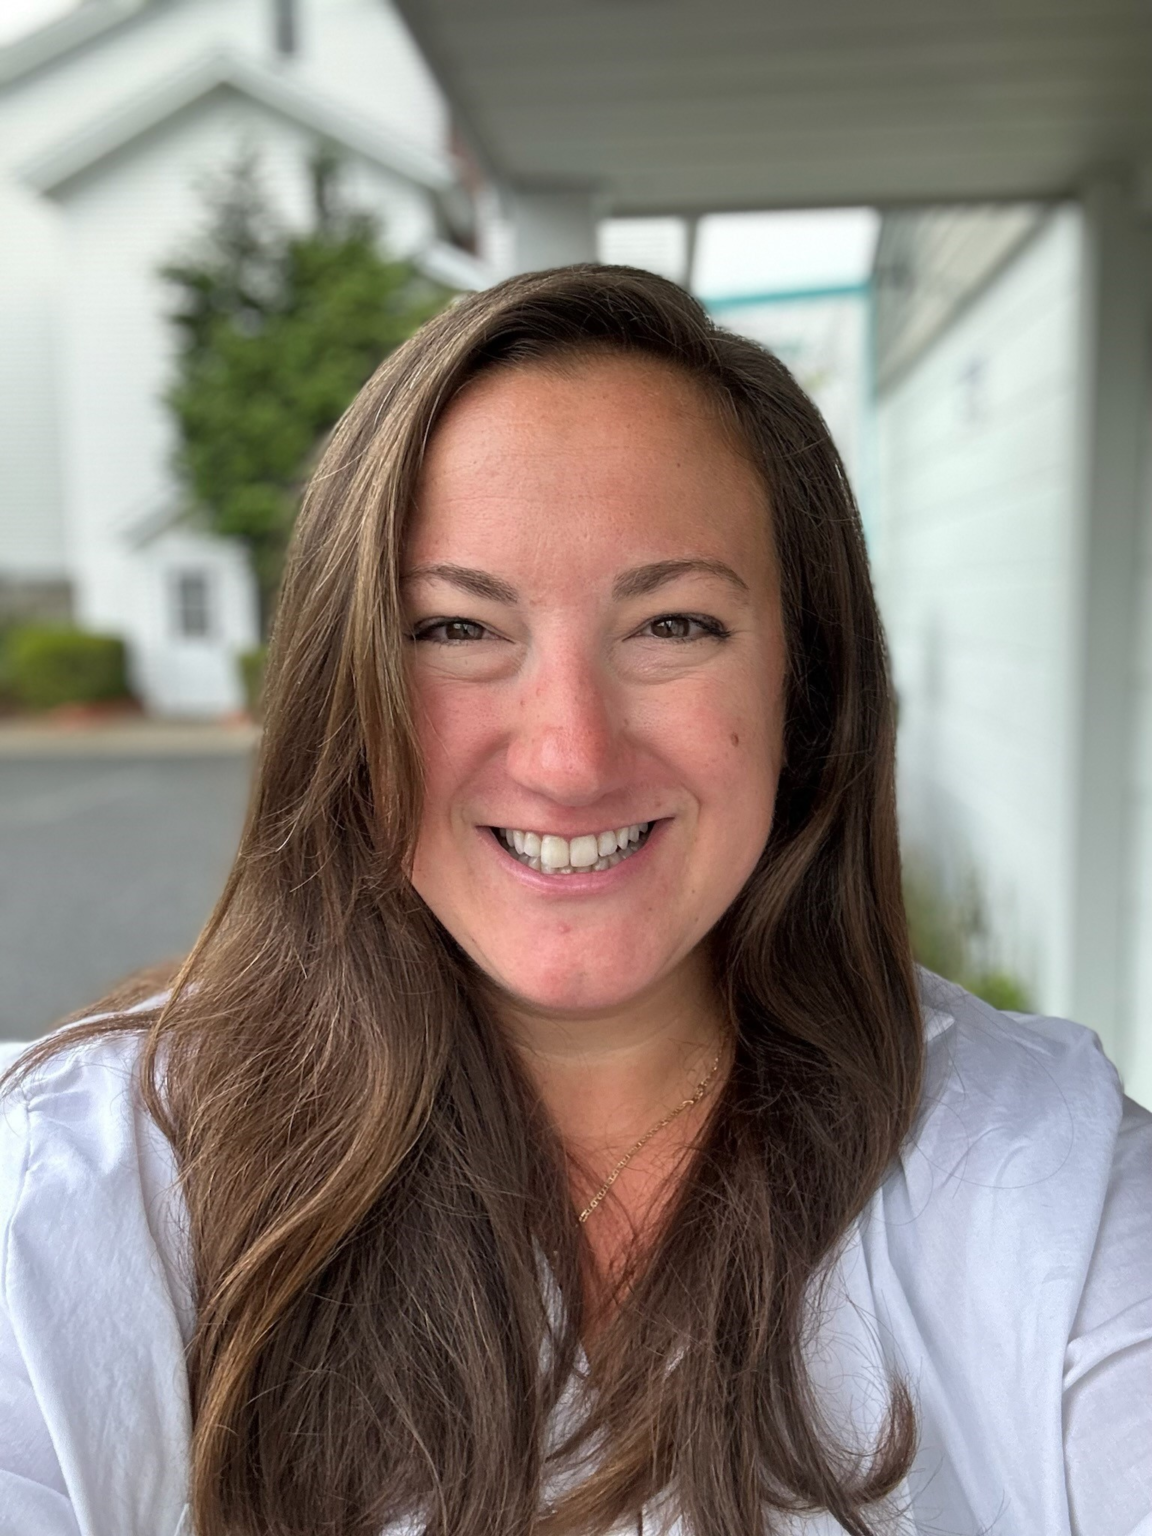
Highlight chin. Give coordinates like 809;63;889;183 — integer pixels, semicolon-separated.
491;957;657;1017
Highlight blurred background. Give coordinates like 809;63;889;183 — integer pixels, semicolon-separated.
1;0;1149;1109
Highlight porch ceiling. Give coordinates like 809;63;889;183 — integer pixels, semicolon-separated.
392;0;1152;213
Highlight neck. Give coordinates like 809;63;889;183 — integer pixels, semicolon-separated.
486;948;729;1154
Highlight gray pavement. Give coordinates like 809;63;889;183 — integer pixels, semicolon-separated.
0;723;258;1040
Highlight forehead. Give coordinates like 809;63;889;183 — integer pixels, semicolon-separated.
409;352;772;571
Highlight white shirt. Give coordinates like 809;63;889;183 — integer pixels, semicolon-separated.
1;971;1149;1536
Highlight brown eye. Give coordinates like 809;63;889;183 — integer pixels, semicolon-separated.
652;615;693;640
646;614;731;642
412;619;488;644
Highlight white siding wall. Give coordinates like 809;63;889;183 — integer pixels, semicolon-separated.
302;0;448;156
874;207;1083;1013
0;182;66;577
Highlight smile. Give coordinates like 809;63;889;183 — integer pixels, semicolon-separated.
490;821;654;874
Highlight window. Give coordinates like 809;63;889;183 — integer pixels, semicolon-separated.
173;570;213;639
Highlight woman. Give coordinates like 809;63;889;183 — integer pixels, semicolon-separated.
1;266;1148;1536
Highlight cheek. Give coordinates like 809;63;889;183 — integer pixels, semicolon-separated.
684;685;783;861
408;683;479;900
410;677;491;801
681;673;783;787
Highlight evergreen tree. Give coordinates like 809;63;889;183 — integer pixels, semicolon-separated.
162;147;451;633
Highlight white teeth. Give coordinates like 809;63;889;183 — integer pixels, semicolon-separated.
495;821;653;875
569;834;599;868
540;834;568;869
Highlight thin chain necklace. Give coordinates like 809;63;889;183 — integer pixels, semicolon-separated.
577;1048;724;1223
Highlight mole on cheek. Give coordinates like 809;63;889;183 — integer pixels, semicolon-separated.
730;732;740;748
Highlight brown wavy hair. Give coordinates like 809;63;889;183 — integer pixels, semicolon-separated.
6;265;924;1536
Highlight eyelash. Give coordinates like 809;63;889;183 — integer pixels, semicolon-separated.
409;614;732;645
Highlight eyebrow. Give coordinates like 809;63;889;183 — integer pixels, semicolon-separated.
401;558;750;604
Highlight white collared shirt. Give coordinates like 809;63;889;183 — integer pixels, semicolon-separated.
1;972;1149;1535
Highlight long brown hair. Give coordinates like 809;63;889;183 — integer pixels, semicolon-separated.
6;266;923;1535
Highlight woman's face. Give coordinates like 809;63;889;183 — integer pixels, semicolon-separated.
403;353;786;1020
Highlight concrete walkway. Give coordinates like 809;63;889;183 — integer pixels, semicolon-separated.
0;717;261;757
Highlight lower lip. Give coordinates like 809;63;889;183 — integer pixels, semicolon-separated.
480;820;669;895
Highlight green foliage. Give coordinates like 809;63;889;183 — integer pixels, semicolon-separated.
162;147;452;634
903;856;1034;1014
966;970;1032;1013
6;626;130;710
0;626;14;704
238;644;267;720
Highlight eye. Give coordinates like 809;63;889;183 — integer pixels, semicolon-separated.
410;618;491;645
643;613;731;642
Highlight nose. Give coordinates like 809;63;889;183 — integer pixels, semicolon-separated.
504;639;625;807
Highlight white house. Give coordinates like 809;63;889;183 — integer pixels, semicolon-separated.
871;200;1152;1108
0;0;490;715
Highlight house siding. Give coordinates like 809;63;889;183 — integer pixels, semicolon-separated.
0;182;67;580
874;206;1083;1013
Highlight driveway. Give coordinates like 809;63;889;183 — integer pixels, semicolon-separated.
0;724;257;1040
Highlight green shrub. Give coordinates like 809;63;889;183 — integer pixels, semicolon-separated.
963;970;1033;1013
0;627;14;704
903;857;1033;1014
163;148;452;636
6;626;130;710
238;645;267;719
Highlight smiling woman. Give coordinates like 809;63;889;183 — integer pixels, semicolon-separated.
1;266;1149;1536
405;356;782;1028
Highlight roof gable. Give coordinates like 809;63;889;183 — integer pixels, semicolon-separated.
0;0;157;90
18;47;453;198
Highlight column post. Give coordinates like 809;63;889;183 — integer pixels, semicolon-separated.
1068;171;1152;1062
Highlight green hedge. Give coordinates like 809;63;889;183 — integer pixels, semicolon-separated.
238;645;267;719
0;626;14;705
5;626;130;710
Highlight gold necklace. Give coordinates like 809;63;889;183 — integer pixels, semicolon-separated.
577;1048;724;1223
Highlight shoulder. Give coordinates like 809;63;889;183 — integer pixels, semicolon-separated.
1;1006;192;1341
0;990;171;1113
912;966;1127;1181
0;1010;194;1531
1;1013;154;1124
850;974;1150;1523
871;967;1145;1326
1;1003;172;1205
1;1020;149;1196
